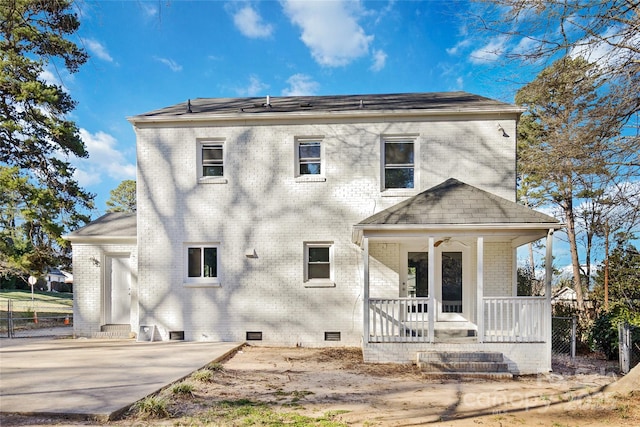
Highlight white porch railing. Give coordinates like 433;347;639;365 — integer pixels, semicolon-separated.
368;296;549;344
483;297;547;342
369;298;430;343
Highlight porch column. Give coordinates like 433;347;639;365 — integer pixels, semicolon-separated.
545;229;554;302
362;236;370;344
476;236;484;343
428;237;435;343
545;229;554;369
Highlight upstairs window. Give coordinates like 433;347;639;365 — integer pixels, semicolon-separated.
202;144;224;177
298;140;321;175
295;137;325;181
383;137;416;190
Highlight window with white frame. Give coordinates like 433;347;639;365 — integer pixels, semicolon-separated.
198;139;226;182
304;242;334;286
295;137;325;180
382;136;417;190
185;244;220;286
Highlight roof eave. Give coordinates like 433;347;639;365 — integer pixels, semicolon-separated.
62;235;137;244
127;107;525;125
354;223;563;231
352;222;563;246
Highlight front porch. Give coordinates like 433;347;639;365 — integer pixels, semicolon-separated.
352;180;563;374
358;236;555;374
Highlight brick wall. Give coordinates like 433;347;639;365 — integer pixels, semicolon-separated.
484;242;514;296
72;243;137;337
135;116;517;345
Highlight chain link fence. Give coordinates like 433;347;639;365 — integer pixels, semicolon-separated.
1;298;73;338
552;316;577;357
618;322;640;374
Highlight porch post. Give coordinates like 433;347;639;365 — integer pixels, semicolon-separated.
363;236;370;344
476;236;484;343
545;229;554;369
428;237;435;343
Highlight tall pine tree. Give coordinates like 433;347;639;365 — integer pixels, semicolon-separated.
0;0;93;278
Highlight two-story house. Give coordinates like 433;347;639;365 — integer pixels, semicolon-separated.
65;92;562;374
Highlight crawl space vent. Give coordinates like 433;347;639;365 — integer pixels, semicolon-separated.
246;331;263;341
169;331;184;340
324;331;341;342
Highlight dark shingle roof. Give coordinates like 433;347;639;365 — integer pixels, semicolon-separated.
358;179;559;226
64;212;136;241
130;92;523;120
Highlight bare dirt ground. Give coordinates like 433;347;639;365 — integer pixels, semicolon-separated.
4;346;639;426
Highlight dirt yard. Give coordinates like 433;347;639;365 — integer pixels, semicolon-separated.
4;346;639;426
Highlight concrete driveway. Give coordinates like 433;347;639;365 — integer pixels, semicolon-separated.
0;337;242;421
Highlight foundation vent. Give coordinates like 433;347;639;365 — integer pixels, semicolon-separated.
246;331;263;341
324;331;341;342
169;331;184;340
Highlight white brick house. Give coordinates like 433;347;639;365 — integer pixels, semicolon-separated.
65;92;562;374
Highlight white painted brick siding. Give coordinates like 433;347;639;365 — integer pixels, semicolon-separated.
71;243;137;337
484;242;514;296
134;117;517;346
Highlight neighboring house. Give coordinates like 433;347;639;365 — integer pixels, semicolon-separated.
552;287;578;307
65;92;562;374
45;267;73;292
552;286;592;312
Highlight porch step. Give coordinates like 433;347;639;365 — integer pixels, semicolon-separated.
417;351;513;379
92;324;133;339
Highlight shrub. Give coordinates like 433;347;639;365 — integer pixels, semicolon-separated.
590;304;640;359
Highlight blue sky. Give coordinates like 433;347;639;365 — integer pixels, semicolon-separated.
58;0;538;215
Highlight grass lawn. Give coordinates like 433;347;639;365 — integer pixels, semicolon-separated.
0;289;73;315
1;290;73;333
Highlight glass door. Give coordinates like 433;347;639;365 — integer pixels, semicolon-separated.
441;252;462;314
407;252;428;298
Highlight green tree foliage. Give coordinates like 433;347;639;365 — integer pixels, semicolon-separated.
589;243;640;358
516;57;628;313
589;303;640;359
106;180;136;213
592;243;640;312
0;1;93;277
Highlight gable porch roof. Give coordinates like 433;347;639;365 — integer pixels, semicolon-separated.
353;179;562;246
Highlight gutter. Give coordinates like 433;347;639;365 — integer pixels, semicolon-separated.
127;106;526;126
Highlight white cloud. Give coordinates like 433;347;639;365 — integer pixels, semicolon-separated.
82;38;113;62
236;75;269;96
73;129;135;187
569;25;640;72
446;39;471;56
469;36;507;64
370;49;387;71
281;74;319;96
232;5;274;38
140;2;158;19
39;67;71;92
281;0;373;67
154;56;182;72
